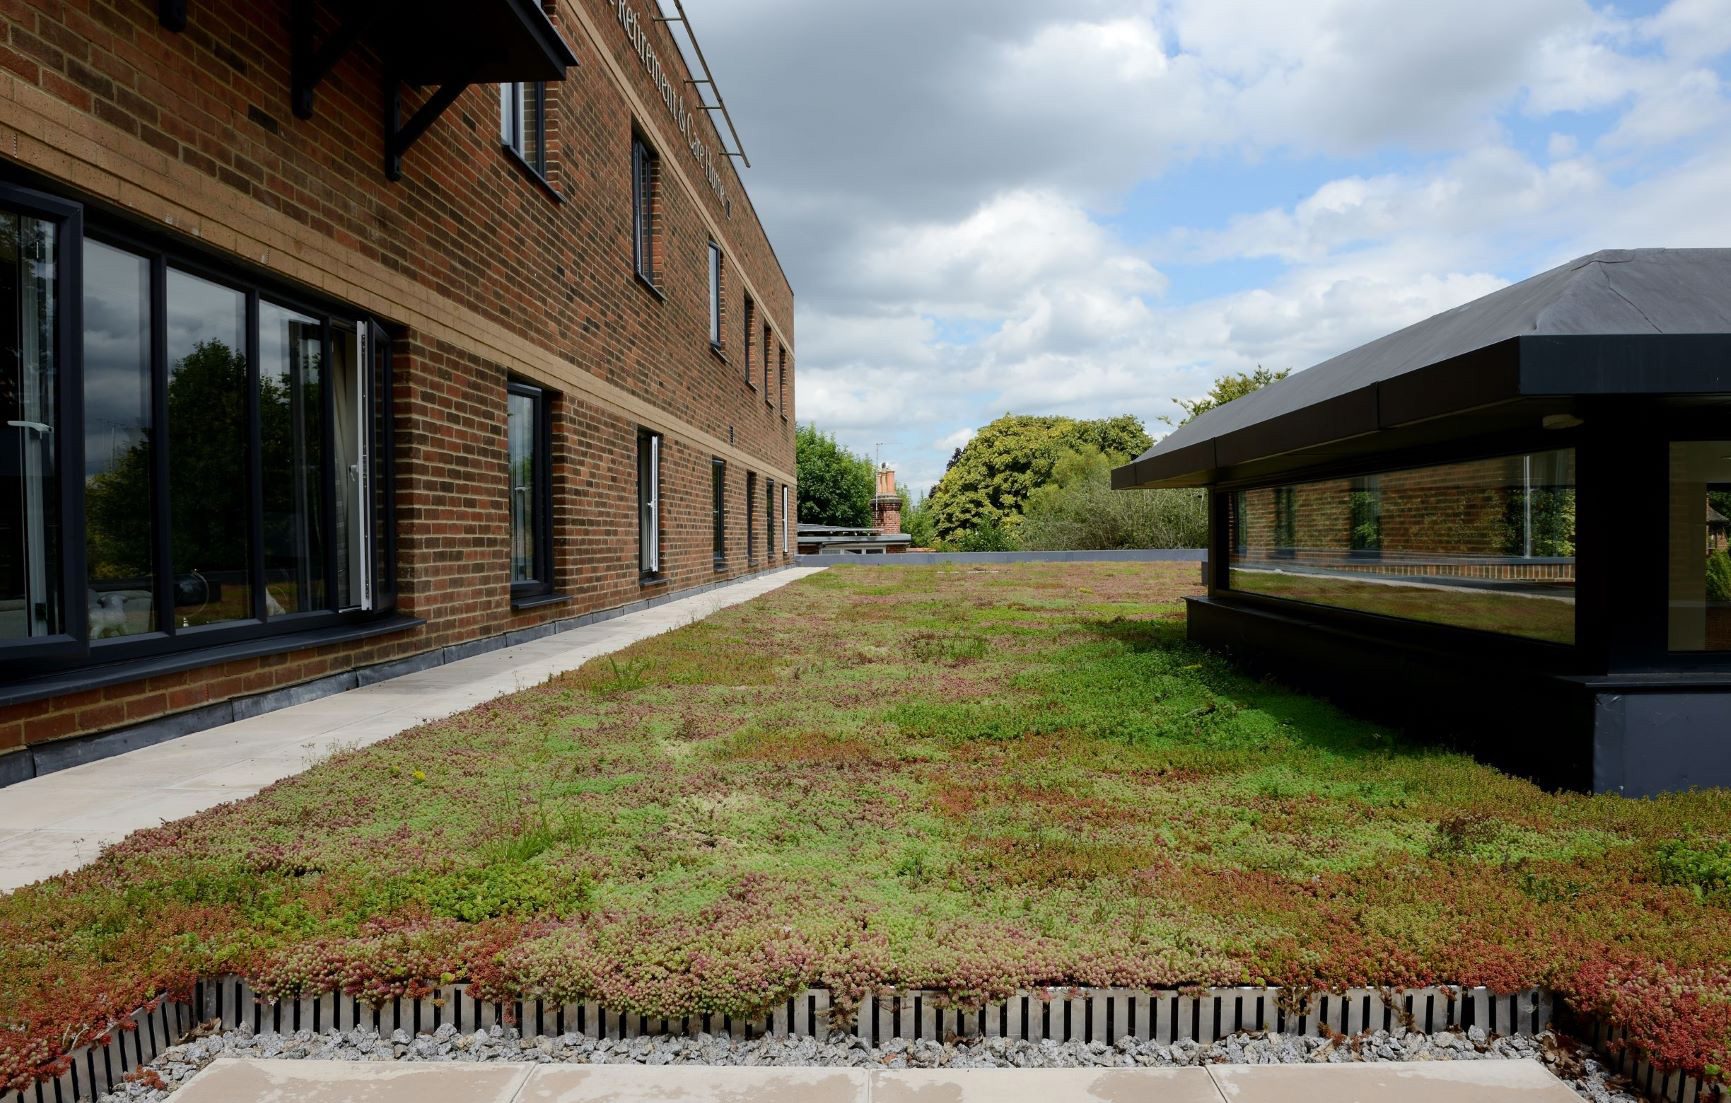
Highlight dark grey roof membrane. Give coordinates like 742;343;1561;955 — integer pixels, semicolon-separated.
1131;248;1731;467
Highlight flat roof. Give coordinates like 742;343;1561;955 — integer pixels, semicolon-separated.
1115;248;1731;489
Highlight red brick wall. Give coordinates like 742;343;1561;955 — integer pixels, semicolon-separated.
0;0;797;759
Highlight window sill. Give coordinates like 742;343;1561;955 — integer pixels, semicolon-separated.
634;270;666;302
640;572;669;588
511;591;572;611
709;342;728;364
714;559;728;572
0;613;425;709
501;144;564;202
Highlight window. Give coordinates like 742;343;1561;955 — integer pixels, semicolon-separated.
0;191;74;651
707;243;722;348
638;429;661;576
763;323;773;399
1668;442;1731;651
742;295;755;387
746;472;757;563
631;138;657;284
777;344;787;415
1227;450;1576;644
507;382;552;600
766;479;776;558
781;483;790;556
81;239;385;642
711;458;726;567
500;82;548;176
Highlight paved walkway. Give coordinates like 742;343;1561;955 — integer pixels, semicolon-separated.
169;1058;1584;1102
0;569;824;892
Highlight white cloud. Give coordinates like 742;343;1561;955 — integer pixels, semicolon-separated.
681;0;1731;495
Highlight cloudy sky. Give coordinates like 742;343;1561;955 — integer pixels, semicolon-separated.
683;0;1731;494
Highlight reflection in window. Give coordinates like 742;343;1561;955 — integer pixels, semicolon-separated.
259;302;323;615
83;240;154;638
507;387;540;585
500;82;547;176
0;211;59;640
166;268;251;627
1228;450;1576;644
1668;442;1731;651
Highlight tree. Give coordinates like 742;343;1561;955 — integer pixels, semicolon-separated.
900;486;938;548
924;414;1152;542
794;424;873;527
1017;446;1207;550
1166;366;1291;426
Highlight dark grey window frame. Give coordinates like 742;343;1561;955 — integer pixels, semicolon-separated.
638;428;662;579
766;477;776;558
746;470;758;565
742;294;755;389
2;175;397;683
500;81;551;184
507;380;555;605
707;242;723;350
711;457;727;569
631;136;657;286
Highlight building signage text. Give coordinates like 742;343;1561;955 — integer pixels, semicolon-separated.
606;0;732;218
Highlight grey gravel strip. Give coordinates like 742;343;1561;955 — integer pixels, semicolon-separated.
99;1023;1642;1103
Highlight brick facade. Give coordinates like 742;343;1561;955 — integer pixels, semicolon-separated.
0;0;795;765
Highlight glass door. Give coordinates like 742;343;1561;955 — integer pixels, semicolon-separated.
0;186;79;655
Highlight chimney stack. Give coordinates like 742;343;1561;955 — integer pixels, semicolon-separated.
872;465;901;535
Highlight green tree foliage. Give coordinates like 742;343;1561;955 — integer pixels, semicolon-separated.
1017;446;1207;550
925;414;1152;542
1166;366;1291;426
900;486;938;549
794;424;874;527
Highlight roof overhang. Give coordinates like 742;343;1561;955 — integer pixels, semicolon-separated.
1114;333;1731;490
384;0;579;86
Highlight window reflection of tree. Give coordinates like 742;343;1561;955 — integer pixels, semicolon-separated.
86;339;252;622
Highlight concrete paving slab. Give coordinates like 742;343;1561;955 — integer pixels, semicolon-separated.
173;1059;532;1103
874;1067;1221;1103
1206;1060;1581;1102
0;567;824;893
524;1065;868;1103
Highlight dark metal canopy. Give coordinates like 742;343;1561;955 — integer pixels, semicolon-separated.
164;0;579;180
1114;249;1731;490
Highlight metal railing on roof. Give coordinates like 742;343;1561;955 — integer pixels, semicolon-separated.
653;0;750;168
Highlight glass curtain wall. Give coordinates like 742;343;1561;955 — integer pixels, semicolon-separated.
1668;442;1731;651
1228;449;1576;644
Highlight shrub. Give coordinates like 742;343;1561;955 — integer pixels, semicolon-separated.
1707;551;1731;604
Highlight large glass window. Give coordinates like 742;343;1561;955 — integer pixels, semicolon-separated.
166;267;251;628
638;430;660;576
500;82;547;176
781;483;789;555
0;209;60;641
76;235;383;653
507;382;551;597
83;239;153;639
1668;442;1731;651
1228;449;1576;644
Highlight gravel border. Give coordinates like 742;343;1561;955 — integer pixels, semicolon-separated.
98;1023;1643;1103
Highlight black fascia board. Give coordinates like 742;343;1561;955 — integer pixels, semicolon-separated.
1519;333;1731;395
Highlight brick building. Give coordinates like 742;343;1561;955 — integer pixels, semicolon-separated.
0;0;795;785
